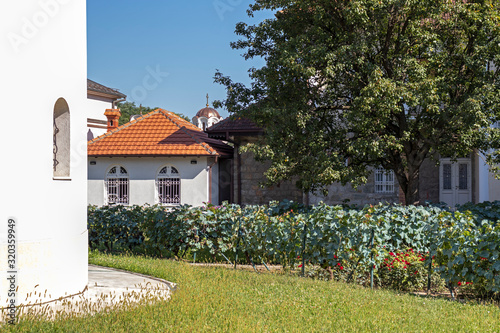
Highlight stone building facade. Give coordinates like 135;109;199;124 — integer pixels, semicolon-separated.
206;115;500;208
207;116;404;207
309;170;400;206
417;157;440;204
207;117;304;205
237;144;304;206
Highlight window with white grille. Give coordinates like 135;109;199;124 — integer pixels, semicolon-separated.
375;167;395;193
105;166;129;205
157;166;180;205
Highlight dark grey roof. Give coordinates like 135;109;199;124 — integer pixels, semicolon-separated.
87;79;126;99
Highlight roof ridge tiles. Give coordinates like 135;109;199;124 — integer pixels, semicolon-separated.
158;109;216;155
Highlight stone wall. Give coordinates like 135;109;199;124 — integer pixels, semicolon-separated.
418;158;440;204
232;135;446;207
232;137;304;205
235;149;304;205
309;168;400;207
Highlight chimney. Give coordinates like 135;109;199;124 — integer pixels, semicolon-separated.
104;109;121;132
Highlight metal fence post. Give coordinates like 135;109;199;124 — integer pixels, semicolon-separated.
302;222;307;277
427;253;433;294
193;229;198;263
369;228;375;290
234;219;241;270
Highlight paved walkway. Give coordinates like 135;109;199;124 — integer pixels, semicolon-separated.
1;265;176;321
87;264;176;303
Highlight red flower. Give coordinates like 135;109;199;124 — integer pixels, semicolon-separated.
457;281;462;286
389;252;395;257
298;264;303;268
414;271;418;275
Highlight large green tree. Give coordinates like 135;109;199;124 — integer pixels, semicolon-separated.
215;0;500;205
117;101;190;125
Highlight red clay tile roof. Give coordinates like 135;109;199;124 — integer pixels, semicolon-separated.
88;109;233;157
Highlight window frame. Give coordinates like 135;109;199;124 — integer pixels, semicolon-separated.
105;166;129;205
156;165;181;205
374;167;395;193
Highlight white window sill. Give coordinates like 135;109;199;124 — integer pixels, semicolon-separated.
53;177;72;181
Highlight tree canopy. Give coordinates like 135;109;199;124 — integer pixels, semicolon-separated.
117;101;190;125
215;0;500;204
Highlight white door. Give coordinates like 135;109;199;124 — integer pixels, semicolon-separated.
439;158;472;207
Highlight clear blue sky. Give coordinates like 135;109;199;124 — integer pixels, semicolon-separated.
87;0;274;119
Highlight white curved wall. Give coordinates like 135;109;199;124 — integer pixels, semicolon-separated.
0;0;88;305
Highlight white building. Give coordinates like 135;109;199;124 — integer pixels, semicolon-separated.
0;0;88;305
88;109;233;206
87;79;126;140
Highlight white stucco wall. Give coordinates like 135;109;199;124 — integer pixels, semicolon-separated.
87;95;114;120
88;157;213;207
0;0;88;305
476;152;490;203
87;95;114;139
488;171;500;202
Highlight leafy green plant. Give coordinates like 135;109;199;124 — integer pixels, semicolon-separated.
87;201;500;298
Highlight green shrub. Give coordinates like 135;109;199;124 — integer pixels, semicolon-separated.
87;201;500;298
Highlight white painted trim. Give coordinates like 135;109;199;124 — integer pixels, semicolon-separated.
53;177;72;181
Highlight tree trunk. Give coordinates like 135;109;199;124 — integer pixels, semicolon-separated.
404;167;420;206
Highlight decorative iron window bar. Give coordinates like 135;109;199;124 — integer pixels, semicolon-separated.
106;178;129;204
53;119;59;172
157;178;180;204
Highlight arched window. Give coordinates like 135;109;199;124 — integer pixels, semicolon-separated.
198;117;208;131
53;98;70;178
156;166;180;205
106;166;129;205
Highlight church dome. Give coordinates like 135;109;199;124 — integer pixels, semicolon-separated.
195;107;221;119
192;95;224;130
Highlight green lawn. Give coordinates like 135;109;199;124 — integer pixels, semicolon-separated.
3;253;499;332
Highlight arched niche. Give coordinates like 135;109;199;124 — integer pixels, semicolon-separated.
53;98;71;178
